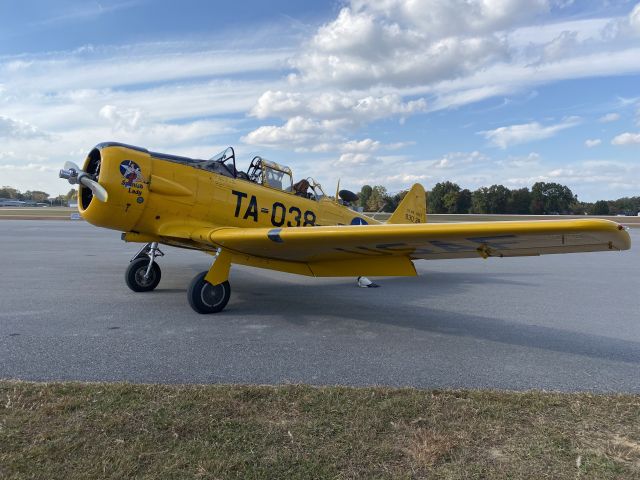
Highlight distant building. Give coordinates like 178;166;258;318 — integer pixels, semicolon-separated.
0;198;25;207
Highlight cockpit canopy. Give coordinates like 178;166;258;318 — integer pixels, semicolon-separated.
247;156;293;191
163;146;326;200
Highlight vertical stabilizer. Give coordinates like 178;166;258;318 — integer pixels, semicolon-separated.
387;183;427;224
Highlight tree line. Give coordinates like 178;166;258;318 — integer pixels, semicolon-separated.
0;186;77;206
357;182;640;216
2;183;639;215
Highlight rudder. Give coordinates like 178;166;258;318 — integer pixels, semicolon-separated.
387;183;427;224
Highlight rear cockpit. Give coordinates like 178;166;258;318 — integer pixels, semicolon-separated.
246;156;292;191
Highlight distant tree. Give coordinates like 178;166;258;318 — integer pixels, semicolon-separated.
611;196;640;215
23;190;50;202
571;202;590;215
506;188;532;214
470;187;490;214
485;184;511;213
0;186;77;205
530;182;576;214
442;190;459;213
0;186;22;200
382;190;407;212
51;195;67;206
591;200;610;215
358;185;372;210
439;188;471;213
455;189;472;214
65;188;78;201
366;185;388;211
428;181;460;213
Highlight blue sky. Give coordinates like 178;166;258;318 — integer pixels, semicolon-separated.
1;0;639;201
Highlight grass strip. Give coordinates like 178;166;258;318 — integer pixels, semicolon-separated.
1;381;639;479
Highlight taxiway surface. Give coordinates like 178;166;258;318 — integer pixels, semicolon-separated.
1;220;638;391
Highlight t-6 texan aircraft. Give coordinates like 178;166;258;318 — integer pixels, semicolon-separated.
59;142;631;314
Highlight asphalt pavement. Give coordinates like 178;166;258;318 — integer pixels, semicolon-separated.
1;220;638;392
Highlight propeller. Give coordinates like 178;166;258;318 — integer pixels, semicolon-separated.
59;161;108;202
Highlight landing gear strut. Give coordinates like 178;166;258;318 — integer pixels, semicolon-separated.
125;242;164;292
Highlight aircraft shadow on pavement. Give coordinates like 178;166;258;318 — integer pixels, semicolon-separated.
229;271;640;366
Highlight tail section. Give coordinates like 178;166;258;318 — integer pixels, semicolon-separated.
387;183;427;224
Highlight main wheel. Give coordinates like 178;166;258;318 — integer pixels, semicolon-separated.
187;271;230;314
125;257;161;292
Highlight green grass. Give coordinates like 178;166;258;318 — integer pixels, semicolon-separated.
1;381;639;479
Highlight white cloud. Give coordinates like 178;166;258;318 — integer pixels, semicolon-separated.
99;105;143;130
251;90;427;121
541;30;579;62
31;1;143;27
242;116;342;148
245;92;427;151
334;152;373;166
251;91;303;119
585;138;602;147
350;0;550;37
599;112;620;122
426;47;640;114
481;117;580;148
286;0;639;95
385;173;431;183
0;46;294;92
0;116;49;140
341;139;381;153
291;6;508;89
0;163;57;173
508;17;611;49
430;151;488;169
506;152;541;167
505;160;640;196
631;3;640;33
109;120;238;148
612;132;640;145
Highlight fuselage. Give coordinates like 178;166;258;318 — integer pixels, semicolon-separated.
78;143;377;252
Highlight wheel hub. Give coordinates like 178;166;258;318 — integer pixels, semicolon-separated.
135;266;155;287
201;283;224;307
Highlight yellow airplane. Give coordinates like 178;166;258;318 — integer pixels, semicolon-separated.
59;142;631;314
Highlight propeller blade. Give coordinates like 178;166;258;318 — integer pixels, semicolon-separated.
64;161;82;171
79;176;108;202
60;160;108;202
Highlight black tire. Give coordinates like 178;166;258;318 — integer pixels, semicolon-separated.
187;271;230;314
125;257;161;292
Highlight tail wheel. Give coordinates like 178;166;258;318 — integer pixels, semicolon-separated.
125;257;161;292
188;271;230;314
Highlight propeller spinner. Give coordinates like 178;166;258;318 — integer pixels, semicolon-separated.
59;161;108;202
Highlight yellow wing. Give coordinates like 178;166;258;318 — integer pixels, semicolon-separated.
191;219;630;277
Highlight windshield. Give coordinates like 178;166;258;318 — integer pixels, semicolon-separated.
308;178;326;200
209;146;234;163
